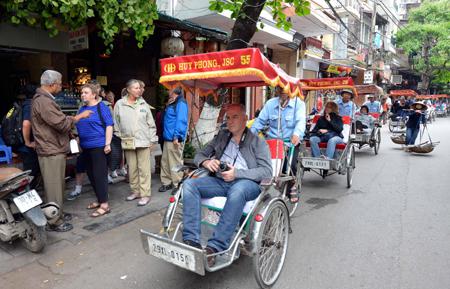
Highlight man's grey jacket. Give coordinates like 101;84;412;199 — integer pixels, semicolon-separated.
194;129;273;183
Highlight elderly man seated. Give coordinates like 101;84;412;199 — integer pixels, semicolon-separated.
182;104;272;266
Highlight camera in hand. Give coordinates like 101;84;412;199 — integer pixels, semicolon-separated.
218;161;230;172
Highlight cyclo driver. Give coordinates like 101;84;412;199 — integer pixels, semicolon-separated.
250;86;306;203
182;104;272;266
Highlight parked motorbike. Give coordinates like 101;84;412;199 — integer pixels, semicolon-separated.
0;167;52;253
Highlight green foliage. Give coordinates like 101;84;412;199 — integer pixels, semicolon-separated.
209;0;310;31
396;0;450;88
183;142;196;159
1;0;159;53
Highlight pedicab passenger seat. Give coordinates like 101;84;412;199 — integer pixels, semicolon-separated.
200;139;284;214
303;115;352;150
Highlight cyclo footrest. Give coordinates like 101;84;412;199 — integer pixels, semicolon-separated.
140;229;206;275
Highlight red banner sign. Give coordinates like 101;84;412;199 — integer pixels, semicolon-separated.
389;89;417;97
299;77;354;88
159;48;303;98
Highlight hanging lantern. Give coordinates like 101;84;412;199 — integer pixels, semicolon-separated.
161;37;185;56
204;41;218;52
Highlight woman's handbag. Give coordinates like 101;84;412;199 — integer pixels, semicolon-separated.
121;137;136;150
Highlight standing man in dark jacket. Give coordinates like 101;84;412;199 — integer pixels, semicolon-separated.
32;70;92;232
20;84;41;189
158;87;188;192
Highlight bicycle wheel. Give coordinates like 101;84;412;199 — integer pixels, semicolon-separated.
253;201;289;289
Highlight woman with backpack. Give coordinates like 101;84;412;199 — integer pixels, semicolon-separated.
76;83;114;217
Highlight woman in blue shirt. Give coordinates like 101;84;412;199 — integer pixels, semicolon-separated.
76;83;114;217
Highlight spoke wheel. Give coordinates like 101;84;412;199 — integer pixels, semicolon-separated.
253;202;289;289
346;146;355;188
388;121;394;132
374;129;381;155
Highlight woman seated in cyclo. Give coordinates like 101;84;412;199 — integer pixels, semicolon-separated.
309;102;344;160
355;105;375;134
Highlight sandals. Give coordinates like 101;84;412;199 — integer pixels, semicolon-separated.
91;206;111;218
87;202;100;209
289;187;300;204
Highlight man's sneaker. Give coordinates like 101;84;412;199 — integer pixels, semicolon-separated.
117;168;127;177
183;240;202;250
158;184;174;192
108;175;113;184
67;190;81;201
110;170;118;178
46;222;73;232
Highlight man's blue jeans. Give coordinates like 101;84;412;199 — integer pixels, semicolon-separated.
182;176;261;252
406;127;419;145
310;135;344;159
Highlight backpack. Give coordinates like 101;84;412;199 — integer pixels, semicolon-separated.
1;102;24;147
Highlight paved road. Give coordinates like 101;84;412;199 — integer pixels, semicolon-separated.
1;118;449;289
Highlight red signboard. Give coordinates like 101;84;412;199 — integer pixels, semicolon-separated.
389;89;418;97
299;77;354;89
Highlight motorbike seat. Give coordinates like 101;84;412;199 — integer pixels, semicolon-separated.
0;167;24;184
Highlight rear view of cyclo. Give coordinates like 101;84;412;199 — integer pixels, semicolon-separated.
140;48;304;288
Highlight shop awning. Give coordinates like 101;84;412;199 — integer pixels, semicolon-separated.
157;13;228;42
417;94;448;100
355;84;384;96
159;48;303;98
389;89;417;97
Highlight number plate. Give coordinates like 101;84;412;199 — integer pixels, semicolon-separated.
147;237;196;271
13;190;42;213
302;158;330;170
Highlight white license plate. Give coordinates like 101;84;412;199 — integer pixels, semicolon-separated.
302;158;330;170
147;237;196;271
13;190;42;213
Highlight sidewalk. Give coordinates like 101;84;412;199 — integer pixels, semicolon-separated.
0;174;170;275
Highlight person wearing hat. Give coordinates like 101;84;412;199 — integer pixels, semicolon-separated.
405;102;426;147
250;85;306;203
336;89;356;117
363;95;382;114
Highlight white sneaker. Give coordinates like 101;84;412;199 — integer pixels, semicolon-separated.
110;170;118;178
108;175;114;184
117;168;127;176
67;190;81;201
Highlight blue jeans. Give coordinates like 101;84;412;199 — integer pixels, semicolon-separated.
406;127;419;145
310;135;344;159
182;176;261;252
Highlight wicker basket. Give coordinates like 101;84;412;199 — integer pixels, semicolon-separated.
390;135;406;145
409;142;439;154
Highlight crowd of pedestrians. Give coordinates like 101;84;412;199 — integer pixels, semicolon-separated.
3;69;189;232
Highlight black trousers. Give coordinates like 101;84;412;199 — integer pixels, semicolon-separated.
20;149;41;189
84;147;109;203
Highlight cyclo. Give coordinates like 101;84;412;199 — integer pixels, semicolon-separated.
388;89;417;132
140;48;303;288
353;84;383;154
296;78;356;188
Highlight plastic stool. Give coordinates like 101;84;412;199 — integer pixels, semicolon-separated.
0;145;13;164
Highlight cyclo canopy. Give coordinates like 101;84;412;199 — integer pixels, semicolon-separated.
159;48;304;99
